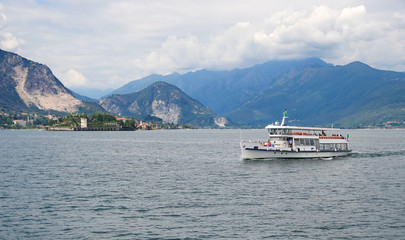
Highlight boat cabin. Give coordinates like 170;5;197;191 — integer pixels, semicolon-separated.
240;112;352;159
265;125;349;152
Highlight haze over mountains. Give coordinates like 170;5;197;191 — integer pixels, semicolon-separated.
1;48;404;128
71;87;114;100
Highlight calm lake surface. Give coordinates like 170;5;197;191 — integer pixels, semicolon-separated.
1;129;404;239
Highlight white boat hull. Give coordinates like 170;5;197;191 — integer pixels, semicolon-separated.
241;147;351;160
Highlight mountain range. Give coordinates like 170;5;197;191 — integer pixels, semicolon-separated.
109;58;405;127
1;48;404;128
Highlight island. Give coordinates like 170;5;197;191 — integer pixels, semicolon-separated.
47;113;195;131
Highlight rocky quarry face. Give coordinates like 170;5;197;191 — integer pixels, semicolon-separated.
13;65;81;112
151;99;181;124
1;50;82;112
214;116;229;127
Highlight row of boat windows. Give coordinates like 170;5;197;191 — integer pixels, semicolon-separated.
320;143;348;151
293;139;348;150
269;129;328;136
269;129;290;135
294;139;316;146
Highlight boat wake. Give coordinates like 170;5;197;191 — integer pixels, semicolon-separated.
351;150;405;159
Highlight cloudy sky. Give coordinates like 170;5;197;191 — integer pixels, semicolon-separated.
1;0;405;90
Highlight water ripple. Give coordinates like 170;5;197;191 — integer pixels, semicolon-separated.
0;129;404;239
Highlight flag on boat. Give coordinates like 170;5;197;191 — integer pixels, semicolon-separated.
283;109;287;117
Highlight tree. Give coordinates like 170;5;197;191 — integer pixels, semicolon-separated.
91;113;116;122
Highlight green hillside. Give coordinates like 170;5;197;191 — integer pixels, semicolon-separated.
227;62;405;127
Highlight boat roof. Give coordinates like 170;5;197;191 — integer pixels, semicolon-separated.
265;124;340;131
266;113;341;131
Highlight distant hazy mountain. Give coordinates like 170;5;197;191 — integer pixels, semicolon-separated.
110;58;405;127
71;91;97;102
99;81;230;127
0;49;105;114
71;87;115;100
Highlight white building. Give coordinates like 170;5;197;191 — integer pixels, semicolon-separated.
13;120;27;126
80;118;88;128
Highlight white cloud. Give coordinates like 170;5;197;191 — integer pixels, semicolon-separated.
1;1;405;89
106;74;126;88
0;5;24;51
0;12;6;27
0;32;24;50
134;5;386;74
61;69;88;88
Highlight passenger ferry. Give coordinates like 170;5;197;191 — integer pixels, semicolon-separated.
240;112;351;160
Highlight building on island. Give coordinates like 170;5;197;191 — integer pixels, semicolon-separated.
13;120;27;126
116;117;128;122
80;118;87;129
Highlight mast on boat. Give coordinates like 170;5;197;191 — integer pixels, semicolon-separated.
280;109;287;126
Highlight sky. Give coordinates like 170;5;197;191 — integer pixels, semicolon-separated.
1;0;405;90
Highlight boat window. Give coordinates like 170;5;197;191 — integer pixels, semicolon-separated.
295;139;301;146
310;139;315;146
273;129;288;135
320;143;336;151
335;143;347;150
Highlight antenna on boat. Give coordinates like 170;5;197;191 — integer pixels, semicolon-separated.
281;109;288;126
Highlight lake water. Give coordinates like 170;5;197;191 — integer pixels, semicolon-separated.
0;129;404;239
